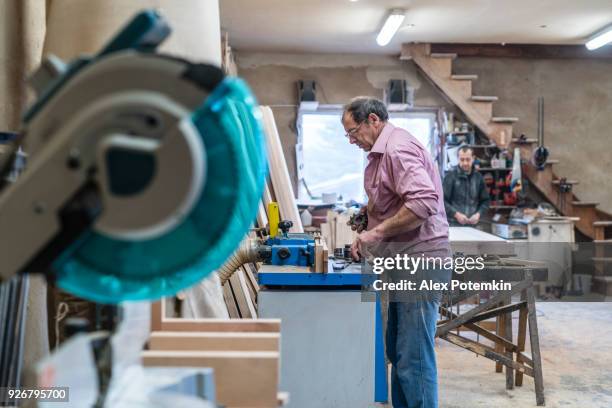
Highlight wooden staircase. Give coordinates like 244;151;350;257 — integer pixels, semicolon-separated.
400;43;612;241
401;43;612;296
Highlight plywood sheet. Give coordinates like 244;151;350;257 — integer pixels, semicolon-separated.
149;331;280;352
142;350;279;407
160;318;280;333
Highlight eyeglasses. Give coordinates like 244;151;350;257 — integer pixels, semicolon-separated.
345;121;364;138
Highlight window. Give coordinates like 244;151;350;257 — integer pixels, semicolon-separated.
296;109;437;203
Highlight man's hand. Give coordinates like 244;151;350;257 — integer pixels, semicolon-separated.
350;228;381;261
350;205;422;260
454;212;469;225
468;213;480;225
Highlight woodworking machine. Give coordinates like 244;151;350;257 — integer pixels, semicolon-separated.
262;203;316;267
0;9;269;407
0;10;267;303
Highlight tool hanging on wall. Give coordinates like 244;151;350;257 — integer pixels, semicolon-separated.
532;96;549;170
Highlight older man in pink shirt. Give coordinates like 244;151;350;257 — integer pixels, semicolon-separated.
342;97;450;408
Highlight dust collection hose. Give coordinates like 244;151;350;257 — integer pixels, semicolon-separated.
217;238;268;285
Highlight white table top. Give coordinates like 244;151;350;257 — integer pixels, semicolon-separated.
449;226;506;242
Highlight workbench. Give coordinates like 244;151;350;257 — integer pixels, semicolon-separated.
258;263;385;407
444;227;549;406
258;227;548;406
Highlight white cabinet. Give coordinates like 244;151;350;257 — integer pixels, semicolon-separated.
528;219;576;292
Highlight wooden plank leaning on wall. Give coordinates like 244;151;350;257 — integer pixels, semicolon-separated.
260;106;303;233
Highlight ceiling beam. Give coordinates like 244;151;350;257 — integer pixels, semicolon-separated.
429;43;612;59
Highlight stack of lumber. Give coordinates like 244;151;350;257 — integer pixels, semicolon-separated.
147;301;283;407
222;263;260;319
320;210;357;252
189;107;302;318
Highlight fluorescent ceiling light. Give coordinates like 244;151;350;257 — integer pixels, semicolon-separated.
376;9;405;47
586;24;612;50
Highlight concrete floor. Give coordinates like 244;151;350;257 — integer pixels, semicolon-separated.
436;302;612;408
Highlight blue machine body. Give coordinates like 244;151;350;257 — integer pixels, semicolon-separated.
266;233;315;267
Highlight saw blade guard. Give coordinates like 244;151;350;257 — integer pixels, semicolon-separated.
53;77;267;303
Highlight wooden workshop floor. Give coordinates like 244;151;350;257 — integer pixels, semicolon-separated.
435;302;612;408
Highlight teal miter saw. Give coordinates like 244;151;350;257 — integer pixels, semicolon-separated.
0;10;267;303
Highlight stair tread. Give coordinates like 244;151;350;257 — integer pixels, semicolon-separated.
451;74;478;80
471;95;499;102
593;276;612;282
572;201;599;206
594;240;612;243
594;221;612;226
511;138;538;144
552;179;579;185
492;117;519;123
593;257;612;262
431;53;457;59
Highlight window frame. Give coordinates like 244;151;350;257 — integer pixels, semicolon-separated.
296;105;439;203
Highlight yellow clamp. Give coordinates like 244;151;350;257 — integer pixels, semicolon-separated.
268;202;280;238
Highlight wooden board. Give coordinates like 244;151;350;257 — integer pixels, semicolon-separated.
449;226;514;255
431;43;612;59
237;267;257;317
449;226;505;242
314;238;324;273
320;223;332;252
151;299;163;331
228;269;254;318
257;265;311;273
322;239;329;273
142;350;279;407
149;331;280;352
244;264;260;293
222;283;240;319
263;181;274;209
257;200;269;229
260;106;303;233
151;300;279;332
159;318;280;333
240;266;257;308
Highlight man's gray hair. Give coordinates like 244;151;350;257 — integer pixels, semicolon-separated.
343;97;389;123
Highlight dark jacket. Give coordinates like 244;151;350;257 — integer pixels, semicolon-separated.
443;166;490;222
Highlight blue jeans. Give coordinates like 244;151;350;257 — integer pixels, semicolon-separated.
386;299;440;408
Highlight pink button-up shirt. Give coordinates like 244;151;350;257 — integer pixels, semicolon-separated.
365;123;449;253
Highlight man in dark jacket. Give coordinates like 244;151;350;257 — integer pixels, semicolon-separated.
443;146;490;225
